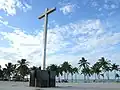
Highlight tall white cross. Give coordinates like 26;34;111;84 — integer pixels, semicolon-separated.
38;8;56;70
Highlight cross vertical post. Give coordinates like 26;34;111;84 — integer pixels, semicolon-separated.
38;8;56;70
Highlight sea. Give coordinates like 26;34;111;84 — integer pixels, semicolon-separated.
57;79;120;83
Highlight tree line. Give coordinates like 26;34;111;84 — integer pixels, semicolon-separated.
46;57;120;83
0;57;120;82
78;57;120;82
0;59;30;81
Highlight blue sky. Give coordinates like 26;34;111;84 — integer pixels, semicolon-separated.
0;0;120;76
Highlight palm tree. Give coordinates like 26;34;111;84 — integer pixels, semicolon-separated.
46;64;57;71
12;64;17;76
46;64;58;77
5;62;14;80
17;59;29;80
103;65;112;80
98;57;111;80
115;73;120;81
92;62;101;81
0;65;1;70
3;68;7;80
81;67;92;83
78;57;90;82
86;67;92;82
61;61;72;81
81;68;88;82
112;63;119;80
73;67;79;82
69;67;74;82
100;73;104;81
11;64;19;81
47;64;63;82
0;65;3;80
56;66;63;82
30;66;37;71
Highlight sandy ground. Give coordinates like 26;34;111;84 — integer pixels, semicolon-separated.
0;81;120;90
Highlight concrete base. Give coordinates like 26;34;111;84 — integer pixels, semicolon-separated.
49;71;56;87
29;70;56;87
29;70;35;87
36;70;49;87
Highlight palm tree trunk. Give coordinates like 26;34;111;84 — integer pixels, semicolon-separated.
7;73;11;81
67;72;69;81
107;71;109;80
84;74;86;83
97;74;99;80
59;75;61;82
8;76;10;81
23;75;25;81
97;74;100;80
87;75;89;83
58;75;60;83
94;73;98;82
75;73;77;83
64;72;66;80
97;74;100;82
95;74;97;81
114;70;116;81
71;74;73;82
103;74;104;83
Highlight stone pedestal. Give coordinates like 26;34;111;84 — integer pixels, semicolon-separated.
29;70;35;87
29;70;56;87
49;71;56;87
36;70;49;87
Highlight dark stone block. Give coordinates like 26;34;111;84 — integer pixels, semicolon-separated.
49;71;56;87
36;70;49;87
29;70;56;87
29;70;35;87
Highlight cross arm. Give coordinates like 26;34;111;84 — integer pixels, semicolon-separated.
38;7;56;19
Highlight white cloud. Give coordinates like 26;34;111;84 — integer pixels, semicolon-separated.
90;0;120;10
84;0;120;17
0;18;21;30
0;59;12;68
0;16;3;19
0;0;32;16
60;3;79;15
0;19;8;26
0;19;120;69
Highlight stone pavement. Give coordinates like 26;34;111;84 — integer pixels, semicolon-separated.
0;81;120;90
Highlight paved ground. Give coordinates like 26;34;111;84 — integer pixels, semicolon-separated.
0;81;120;90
